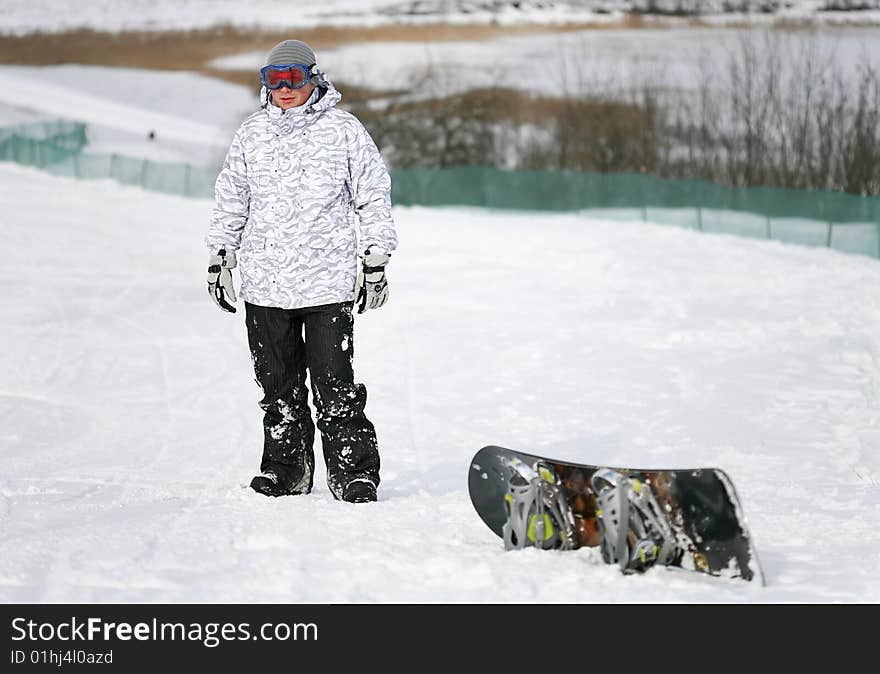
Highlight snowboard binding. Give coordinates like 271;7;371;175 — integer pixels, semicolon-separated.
591;468;679;573
502;459;576;551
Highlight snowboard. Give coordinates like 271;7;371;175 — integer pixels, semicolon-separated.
468;445;763;584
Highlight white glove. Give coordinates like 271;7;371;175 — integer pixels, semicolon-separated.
354;249;390;314
207;248;237;313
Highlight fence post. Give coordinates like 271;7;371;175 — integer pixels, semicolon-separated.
184;163;192;197
140;158;149;190
826;222;833;248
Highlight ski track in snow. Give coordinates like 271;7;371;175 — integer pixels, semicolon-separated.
1;163;879;602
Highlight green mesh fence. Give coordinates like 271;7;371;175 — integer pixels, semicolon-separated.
0;121;88;167
392;166;880;222
1;123;878;258
0;122;219;198
392;167;880;258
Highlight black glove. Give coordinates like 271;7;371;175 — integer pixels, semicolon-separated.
207;248;237;313
354;249;390;314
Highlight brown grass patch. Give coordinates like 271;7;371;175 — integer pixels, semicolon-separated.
0;21;659;95
0;15;683;70
0;16;694;95
355;84;650;130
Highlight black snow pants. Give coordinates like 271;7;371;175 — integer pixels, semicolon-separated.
244;301;380;499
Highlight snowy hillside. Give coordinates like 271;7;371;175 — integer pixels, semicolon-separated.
211;24;880;102
3;22;878;170
2;0;879;605
0;0;878;34
1;162;879;602
0;65;256;165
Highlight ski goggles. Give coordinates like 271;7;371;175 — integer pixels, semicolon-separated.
260;63;315;90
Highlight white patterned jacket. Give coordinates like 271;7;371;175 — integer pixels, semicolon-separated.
206;78;398;309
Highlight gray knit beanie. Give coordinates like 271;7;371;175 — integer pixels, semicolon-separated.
265;39;317;68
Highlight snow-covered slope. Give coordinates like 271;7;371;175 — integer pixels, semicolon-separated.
0;0;878;34
2;163;878;602
0;65;257;166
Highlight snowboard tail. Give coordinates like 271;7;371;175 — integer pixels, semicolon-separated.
468;445;763;584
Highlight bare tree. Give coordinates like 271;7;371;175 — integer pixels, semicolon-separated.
351;27;879;197
667;28;880;195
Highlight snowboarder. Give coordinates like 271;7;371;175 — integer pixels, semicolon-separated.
205;39;398;503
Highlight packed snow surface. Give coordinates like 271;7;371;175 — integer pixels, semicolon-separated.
2;0;879;603
1;163;879;602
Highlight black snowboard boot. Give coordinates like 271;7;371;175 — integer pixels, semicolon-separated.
250;469;310;498
341;479;377;503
